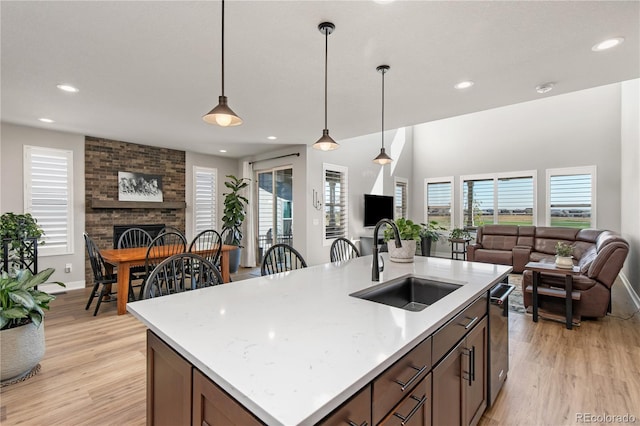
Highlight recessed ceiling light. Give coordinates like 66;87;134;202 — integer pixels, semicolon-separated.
38;118;55;123
592;37;624;52
267;136;277;140
535;83;555;94
56;84;79;93
219;149;227;153
454;81;474;90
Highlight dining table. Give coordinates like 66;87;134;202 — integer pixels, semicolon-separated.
101;244;239;315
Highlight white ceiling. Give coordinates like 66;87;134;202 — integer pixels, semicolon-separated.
1;1;638;159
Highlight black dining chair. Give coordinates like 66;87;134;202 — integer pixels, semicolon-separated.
158;226;185;240
141;231;187;299
261;243;307;276
141;253;223;299
117;227;152;301
189;229;223;266
330;237;360;262
84;233;129;316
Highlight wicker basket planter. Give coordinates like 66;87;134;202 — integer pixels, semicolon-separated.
1;321;45;382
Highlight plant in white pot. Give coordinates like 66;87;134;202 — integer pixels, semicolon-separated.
221;175;250;274
0;268;64;383
555;242;574;269
383;218;422;263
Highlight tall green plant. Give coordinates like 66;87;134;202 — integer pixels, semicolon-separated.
0;268;64;330
221;175;250;246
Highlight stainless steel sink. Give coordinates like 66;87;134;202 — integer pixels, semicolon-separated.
350;274;464;312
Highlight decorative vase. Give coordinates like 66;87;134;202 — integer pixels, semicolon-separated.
1;321;45;382
555;255;573;269
388;240;416;263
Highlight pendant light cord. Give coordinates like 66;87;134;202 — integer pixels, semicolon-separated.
381;68;385;149
324;26;328;130
221;0;225;97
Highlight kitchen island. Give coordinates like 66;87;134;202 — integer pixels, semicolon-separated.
127;254;511;425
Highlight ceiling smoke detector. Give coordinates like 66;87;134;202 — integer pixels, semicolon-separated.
535;83;555;94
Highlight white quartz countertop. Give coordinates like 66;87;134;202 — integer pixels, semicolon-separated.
127;255;511;425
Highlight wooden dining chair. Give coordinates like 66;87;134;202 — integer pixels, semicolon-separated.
84;233;128;316
117;227;152;301
330;237;360;262
141;253;223;299
189;229;223;266
141;231;187;299
261;243;307;276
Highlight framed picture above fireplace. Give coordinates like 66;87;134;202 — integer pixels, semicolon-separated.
118;172;163;202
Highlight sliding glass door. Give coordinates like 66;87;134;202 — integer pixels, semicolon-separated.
256;167;293;262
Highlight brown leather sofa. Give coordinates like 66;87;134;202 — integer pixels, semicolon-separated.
468;225;629;318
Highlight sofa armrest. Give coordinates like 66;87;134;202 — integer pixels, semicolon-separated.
467;243;482;262
512;245;532;273
588;239;629;288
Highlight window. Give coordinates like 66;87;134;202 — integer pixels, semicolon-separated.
425;177;453;229
193;166;217;235
394;177;408;219
546;166;596;228
461;171;536;228
23;146;73;256
323;164;348;243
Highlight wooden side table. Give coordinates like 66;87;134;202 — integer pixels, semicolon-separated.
524;261;581;330
449;238;471;260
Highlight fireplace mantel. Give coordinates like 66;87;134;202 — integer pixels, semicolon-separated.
91;200;186;209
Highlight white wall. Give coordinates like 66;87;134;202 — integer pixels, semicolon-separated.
304;127;414;265
0;122;85;290
620;79;640;297
411;84;623;236
185;151;240;242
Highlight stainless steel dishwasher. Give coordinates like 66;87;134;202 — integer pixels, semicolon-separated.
488;281;515;407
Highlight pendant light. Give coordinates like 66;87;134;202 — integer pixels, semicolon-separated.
373;65;392;165
203;0;242;127
313;22;339;151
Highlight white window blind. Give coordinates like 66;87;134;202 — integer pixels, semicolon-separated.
24;146;73;256
497;176;534;225
193;166;217;235
547;166;595;228
323;164;348;242
394;178;408;219
425;179;453;229
462;178;494;227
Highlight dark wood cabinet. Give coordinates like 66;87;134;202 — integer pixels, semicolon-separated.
193;369;263;426
147;330;193;426
318;385;371;426
380;373;432;426
432;317;487;426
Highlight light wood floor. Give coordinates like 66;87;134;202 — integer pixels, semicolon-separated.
1;271;638;426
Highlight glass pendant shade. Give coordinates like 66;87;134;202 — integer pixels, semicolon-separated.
373;147;393;165
203;96;243;127
313;129;339;151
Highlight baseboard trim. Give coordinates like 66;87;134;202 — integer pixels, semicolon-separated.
619;272;640;310
41;280;85;294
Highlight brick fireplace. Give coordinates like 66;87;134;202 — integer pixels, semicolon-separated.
84;136;186;284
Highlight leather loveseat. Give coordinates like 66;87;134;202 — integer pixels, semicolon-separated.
467;225;629;318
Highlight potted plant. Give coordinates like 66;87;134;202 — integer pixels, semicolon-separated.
383;218;422;263
448;227;471;241
0;213;44;274
1;268;64;383
419;221;446;257
555;242;574;269
221;175;250;273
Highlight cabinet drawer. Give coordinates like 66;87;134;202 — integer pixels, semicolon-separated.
318;385;371;426
380;373;431;426
432;294;487;365
372;336;432;425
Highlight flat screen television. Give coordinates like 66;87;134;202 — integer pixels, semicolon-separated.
364;194;394;227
